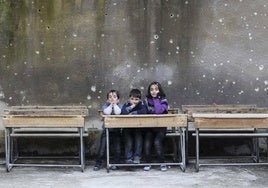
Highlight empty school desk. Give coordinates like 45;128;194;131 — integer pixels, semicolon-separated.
182;104;258;162
3;106;88;172
102;114;187;172
193;113;268;172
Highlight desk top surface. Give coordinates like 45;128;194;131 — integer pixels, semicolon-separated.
3;106;86;128
3;116;85;128
193;113;268;118
192;113;268;129
102;114;187;128
102;114;185;118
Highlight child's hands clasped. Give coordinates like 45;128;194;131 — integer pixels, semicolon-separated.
107;96;119;106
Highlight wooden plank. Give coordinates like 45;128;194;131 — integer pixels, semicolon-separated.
193;113;268;118
103;114;187;128
5;110;88;117
182;104;256;111
98;108;180;121
194;117;268;129
251;108;268;113
181;104;257;121
168;108;179;114
8;106;88;109
3;117;84;128
99;108;179;115
4;106;88;117
182;104;256;113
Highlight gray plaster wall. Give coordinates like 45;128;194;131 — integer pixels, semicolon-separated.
0;0;267;113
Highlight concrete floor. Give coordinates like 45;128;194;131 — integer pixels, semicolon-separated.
1;159;268;188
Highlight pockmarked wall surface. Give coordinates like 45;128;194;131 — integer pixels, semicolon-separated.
0;0;267;117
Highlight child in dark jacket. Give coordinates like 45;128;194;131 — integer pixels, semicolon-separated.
121;89;147;164
143;81;169;171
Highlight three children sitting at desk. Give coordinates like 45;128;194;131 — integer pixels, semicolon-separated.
94;81;169;171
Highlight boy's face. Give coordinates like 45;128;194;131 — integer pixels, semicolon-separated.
107;92;119;104
150;84;159;98
129;96;141;105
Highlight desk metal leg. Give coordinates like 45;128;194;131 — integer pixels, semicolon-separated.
256;137;259;162
185;125;189;164
10;128;15;164
180;127;186;172
250;128;260;163
195;128;200;172
79;127;85;172
267;137;268;161
106;128;110;173
5;128;12;172
254;129;259;163
171;131;178;162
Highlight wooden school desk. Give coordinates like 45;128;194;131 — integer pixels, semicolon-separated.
193;112;268;172
102;114;187;172
3;106;88;172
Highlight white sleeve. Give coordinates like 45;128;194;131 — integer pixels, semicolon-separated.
103;104;113;115
113;104;122;115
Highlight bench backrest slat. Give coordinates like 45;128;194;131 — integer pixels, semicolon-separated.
181;104;259;121
4;106;88;117
182;104;257;113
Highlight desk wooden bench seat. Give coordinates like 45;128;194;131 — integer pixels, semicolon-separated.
102;114;187;172
193;111;268;171
3;106;88;172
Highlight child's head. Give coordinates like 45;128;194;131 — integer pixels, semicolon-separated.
146;81;166;99
106;89;120;104
129;88;142;105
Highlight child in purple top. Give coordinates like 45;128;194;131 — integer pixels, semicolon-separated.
143;81;168;171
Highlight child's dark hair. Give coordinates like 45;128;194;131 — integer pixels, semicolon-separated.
146;81;166;99
129;88;142;99
107;89;120;99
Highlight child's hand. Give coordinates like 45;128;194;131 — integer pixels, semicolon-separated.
115;99;119;104
107;98;119;105
111;99;119;106
130;103;136;109
129;97;140;109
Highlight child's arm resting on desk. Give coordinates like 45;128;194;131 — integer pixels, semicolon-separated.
131;101;147;114
103;104;113;115
103;103;122;115
121;101;147;115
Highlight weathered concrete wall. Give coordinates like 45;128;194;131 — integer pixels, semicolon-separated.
0;0;267;156
0;0;267;112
